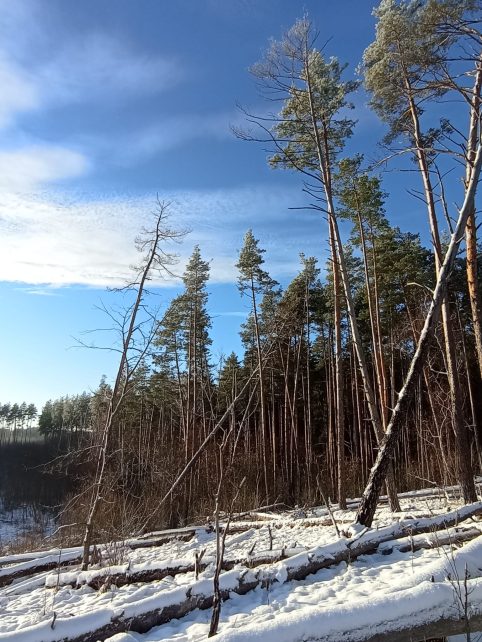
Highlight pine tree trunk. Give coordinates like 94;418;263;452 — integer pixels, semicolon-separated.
329;220;346;510
250;280;269;501
406;85;476;503
356;143;482;527
457;301;482;472
303;57;401;513
466;209;482;379
465;57;482;384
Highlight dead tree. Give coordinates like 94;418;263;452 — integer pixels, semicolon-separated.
81;201;185;570
208;440;246;637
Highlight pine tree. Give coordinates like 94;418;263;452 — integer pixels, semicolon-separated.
363;0;478;502
237;229;278;499
247;18;400;510
153;245;213;517
276;255;323;497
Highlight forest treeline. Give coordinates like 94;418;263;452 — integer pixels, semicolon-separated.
0;402;38;441
18;1;482;547
39;225;482;533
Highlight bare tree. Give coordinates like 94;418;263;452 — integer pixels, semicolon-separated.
81;201;186;570
208;440;246;637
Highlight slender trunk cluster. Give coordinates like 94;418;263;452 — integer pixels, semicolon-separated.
357;143;482;526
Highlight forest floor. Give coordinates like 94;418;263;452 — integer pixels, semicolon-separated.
1;483;482;642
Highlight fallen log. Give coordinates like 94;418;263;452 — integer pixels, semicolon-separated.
0;538;191;588
136;524;212;540
379;526;481;554
281;502;482;583
226;502;293;522
45;547;305;591
212;575;482;642
360;612;482;642
0;521;270;589
47;526;481;592
68;503;482;641
0;551;81;588
4;503;482;642
190;578;482;642
333;478;482;512
0;545;84;568
130;521;272;551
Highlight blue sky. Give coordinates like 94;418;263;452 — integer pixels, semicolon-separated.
0;0;434;411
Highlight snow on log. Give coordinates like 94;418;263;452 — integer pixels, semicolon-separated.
0;522;268;588
2;503;482;642
45;526;481;592
0;550;82;587
44;547;306;590
210;579;482;642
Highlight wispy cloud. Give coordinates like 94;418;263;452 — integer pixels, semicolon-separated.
0;1;328;288
19;287;60;296
79;106;253;166
0;56;38;128
37;33;181;107
109;112;236;162
212;311;248;318
0;2;184;197
0;1;181;131
0;145;88;190
0;0;256;171
0;185;326;288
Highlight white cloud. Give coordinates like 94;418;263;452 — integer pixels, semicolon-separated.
0;185;326;288
19;287;60;296
0;146;88;191
0;57;38;128
84;107;250;166
0;193;136;287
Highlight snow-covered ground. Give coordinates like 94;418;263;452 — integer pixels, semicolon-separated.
1;486;482;642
